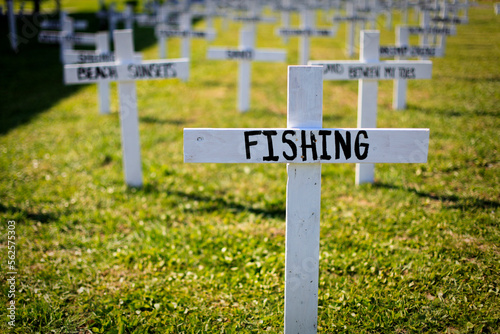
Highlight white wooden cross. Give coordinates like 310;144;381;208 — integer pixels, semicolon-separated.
155;10;216;73
40;11;88;31
64;29;189;187
184;65;429;333
207;28;286;112
63;31;142;115
333;1;370;57
380;25;442;110
309;30;432;184
407;8;457;60
276;6;337;65
38;17;96;62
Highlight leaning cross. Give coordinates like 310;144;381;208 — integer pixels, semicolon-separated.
309;30;432;184
184;65;429;333
64;29;189;187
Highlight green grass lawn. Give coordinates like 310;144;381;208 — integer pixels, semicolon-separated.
0;1;499;333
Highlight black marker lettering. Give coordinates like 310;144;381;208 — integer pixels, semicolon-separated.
244;131;261;159
335;130;351;160
262;130;279;161
282;130;297;161
301;131;318;161
354;130;369;160
318;130;332;160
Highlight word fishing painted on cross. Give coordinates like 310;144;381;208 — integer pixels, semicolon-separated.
184;128;429;164
64;59;189;84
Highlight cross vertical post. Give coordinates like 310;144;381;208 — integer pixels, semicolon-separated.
115;30;143;187
61;17;74;62
346;2;356;57
284;66;323;334
96;32;111;115
180;12;192;59
419;9;431;60
238;29;255;112
356;30;379;185
393;26;409;110
7;0;17;52
299;9;313;65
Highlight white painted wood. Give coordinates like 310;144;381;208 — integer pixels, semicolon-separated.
184;128;430;164
155;12;215;79
40;19;88;30
207;48;286;62
394;26;408;111
60;17;75;62
379;45;444;58
307;60;433;80
333;2;368;57
309;30;432;184
125;4;134;30
37;30;96;46
108;3;117;42
96;32;111;115
207;28;286;112
238;29;254;112
299;9;313;65
7;0;17;52
180;12;191;60
63;58;189;84
284;69;322;334
184;65;429;332
64;29;187;186
356;30;379;185
114;30;142;188
281;0;292;44
407;25;457;36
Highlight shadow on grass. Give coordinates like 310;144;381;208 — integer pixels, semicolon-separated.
137;183;285;219
406;103;497;118
375;182;500;211
0;12;158;136
0;202;60;224
140;115;187;126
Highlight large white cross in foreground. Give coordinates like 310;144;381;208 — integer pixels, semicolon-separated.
309;30;432;184
64;29;189;187
184;65;429;333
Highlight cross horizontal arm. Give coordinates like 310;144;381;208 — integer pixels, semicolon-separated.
405;26;457;35
184;128;429;164
276;28;336;37
38;31;96;45
64;58;189;84
308;60;432;80
155;28;216;40
207;48;286;62
63;51;143;64
379;45;443;58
